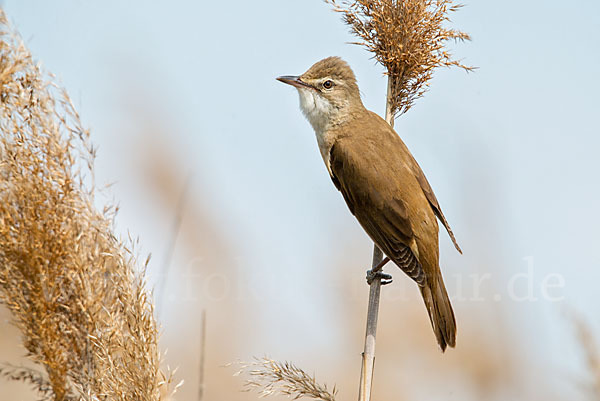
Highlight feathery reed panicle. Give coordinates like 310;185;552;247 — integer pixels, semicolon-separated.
0;10;175;400
327;0;473;116
235;358;337;401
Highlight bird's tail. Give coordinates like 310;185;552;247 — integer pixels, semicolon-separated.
420;273;456;352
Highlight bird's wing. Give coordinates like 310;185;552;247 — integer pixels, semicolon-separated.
329;138;426;285
411;164;462;254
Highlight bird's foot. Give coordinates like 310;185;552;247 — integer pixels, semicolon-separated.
366;270;393;285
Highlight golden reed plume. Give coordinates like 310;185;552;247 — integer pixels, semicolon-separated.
327;0;474;116
0;10;177;400
235;358;337;401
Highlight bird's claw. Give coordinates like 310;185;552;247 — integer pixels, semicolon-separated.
366;270;393;285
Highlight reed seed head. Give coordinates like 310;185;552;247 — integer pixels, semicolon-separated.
327;0;474;117
234;357;337;401
0;9;177;400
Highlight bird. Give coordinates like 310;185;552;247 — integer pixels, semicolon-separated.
277;56;462;351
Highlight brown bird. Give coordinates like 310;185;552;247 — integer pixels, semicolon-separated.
277;57;462;351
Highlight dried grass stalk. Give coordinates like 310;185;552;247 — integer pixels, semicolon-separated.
0;9;176;400
235;357;337;401
571;313;600;398
327;0;473;116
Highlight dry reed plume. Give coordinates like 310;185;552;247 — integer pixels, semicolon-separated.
0;10;176;400
235;358;337;401
327;0;473;116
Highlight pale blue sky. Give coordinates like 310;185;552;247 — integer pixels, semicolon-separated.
3;1;600;400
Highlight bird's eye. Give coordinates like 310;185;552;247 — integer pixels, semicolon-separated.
322;80;334;89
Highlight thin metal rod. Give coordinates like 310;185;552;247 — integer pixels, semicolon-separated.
358;77;395;401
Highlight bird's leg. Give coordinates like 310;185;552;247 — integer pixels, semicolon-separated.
366;256;392;285
373;256;390;271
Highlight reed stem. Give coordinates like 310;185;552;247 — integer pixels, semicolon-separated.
358;77;395;401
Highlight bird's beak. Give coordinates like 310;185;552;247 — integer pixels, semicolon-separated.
276;75;315;90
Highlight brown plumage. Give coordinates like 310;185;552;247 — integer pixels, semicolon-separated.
277;57;461;351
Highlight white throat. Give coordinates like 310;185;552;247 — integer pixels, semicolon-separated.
297;88;337;174
297;88;334;134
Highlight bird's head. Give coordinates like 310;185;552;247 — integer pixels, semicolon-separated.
277;57;363;133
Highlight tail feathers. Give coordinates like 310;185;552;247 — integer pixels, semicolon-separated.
420;274;456;352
